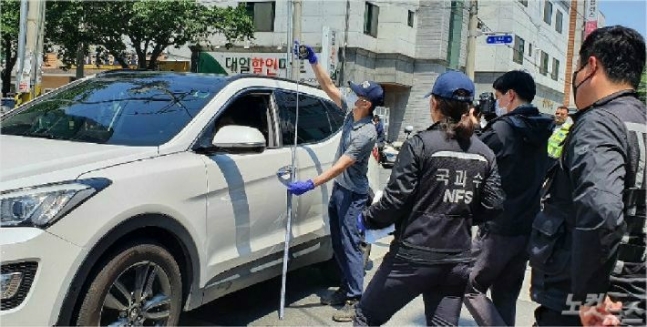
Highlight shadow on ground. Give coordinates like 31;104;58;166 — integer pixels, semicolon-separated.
180;265;339;326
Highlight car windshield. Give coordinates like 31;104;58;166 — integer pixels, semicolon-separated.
0;72;227;146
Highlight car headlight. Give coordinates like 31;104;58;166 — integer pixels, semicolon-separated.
0;178;110;228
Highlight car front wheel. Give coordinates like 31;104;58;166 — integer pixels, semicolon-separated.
75;241;183;326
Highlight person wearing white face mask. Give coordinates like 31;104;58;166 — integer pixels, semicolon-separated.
463;70;554;326
495;99;508;117
286;41;383;322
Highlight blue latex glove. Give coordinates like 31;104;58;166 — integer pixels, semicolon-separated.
293;41;318;64
286;179;315;196
357;213;366;233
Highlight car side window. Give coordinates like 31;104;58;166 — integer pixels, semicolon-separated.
274;90;340;146
196;92;276;149
324;100;345;133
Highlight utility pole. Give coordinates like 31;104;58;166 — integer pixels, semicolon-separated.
32;0;46;97
15;0;45;102
14;0;28;97
285;0;293;78
24;0;40;99
291;0;302;81
465;0;478;80
339;0;350;86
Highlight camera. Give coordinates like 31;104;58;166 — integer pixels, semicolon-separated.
474;92;496;117
298;45;310;60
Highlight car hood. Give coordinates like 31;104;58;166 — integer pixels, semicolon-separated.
0;135;159;190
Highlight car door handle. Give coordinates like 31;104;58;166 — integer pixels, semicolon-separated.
276;165;295;185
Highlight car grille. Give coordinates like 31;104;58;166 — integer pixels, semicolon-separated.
1;262;38;311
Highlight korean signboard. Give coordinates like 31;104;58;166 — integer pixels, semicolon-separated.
584;0;599;38
203;26;342;86
205;52;317;84
321;26;342;85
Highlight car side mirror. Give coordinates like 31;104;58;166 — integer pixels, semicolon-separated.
210;125;266;154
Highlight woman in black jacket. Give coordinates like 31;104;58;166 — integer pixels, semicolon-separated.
354;71;506;326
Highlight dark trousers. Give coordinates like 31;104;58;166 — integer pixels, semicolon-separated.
354;253;469;326
329;183;368;299
534;305;582;326
463;227;530;326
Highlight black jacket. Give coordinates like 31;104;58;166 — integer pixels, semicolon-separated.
479;105;554;236
362;123;505;265
529;91;646;311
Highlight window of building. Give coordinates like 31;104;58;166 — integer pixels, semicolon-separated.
544;1;553;25
540;51;549;75
408;10;415;27
243;2;276;32
274;91;344;145
552;58;560;81
518;0;528;6
556;10;563;33
364;2;379;37
513;36;525;64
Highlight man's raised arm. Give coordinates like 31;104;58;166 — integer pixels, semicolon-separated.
295;42;343;108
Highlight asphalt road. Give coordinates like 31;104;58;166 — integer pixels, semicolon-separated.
179;241;538;326
180;167;538;326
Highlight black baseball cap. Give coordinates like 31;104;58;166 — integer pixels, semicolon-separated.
349;80;384;106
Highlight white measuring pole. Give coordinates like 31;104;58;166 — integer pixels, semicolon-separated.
279;2;303;319
278;61;300;320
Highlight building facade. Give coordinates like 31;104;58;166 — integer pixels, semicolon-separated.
473;0;572;114
564;0;605;108
174;0;471;141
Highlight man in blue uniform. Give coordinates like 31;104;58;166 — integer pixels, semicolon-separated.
285;42;382;322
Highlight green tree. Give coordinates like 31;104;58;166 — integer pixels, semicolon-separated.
45;0;95;77
638;70;646;104
46;0;254;70
1;0;20;96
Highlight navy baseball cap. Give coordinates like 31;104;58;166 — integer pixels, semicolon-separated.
424;70;475;102
349;80;384;106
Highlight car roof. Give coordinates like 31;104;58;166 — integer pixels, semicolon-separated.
96;69;324;91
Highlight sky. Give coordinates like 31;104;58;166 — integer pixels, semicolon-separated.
599;0;646;38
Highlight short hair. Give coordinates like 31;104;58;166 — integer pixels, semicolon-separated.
556;106;568;112
579;26;646;89
492;70;536;103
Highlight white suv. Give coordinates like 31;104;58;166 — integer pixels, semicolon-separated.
0;71;382;326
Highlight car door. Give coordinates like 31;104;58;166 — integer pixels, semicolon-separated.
273;90;344;240
200;89;292;285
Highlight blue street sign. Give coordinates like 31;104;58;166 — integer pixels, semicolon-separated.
486;35;514;45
